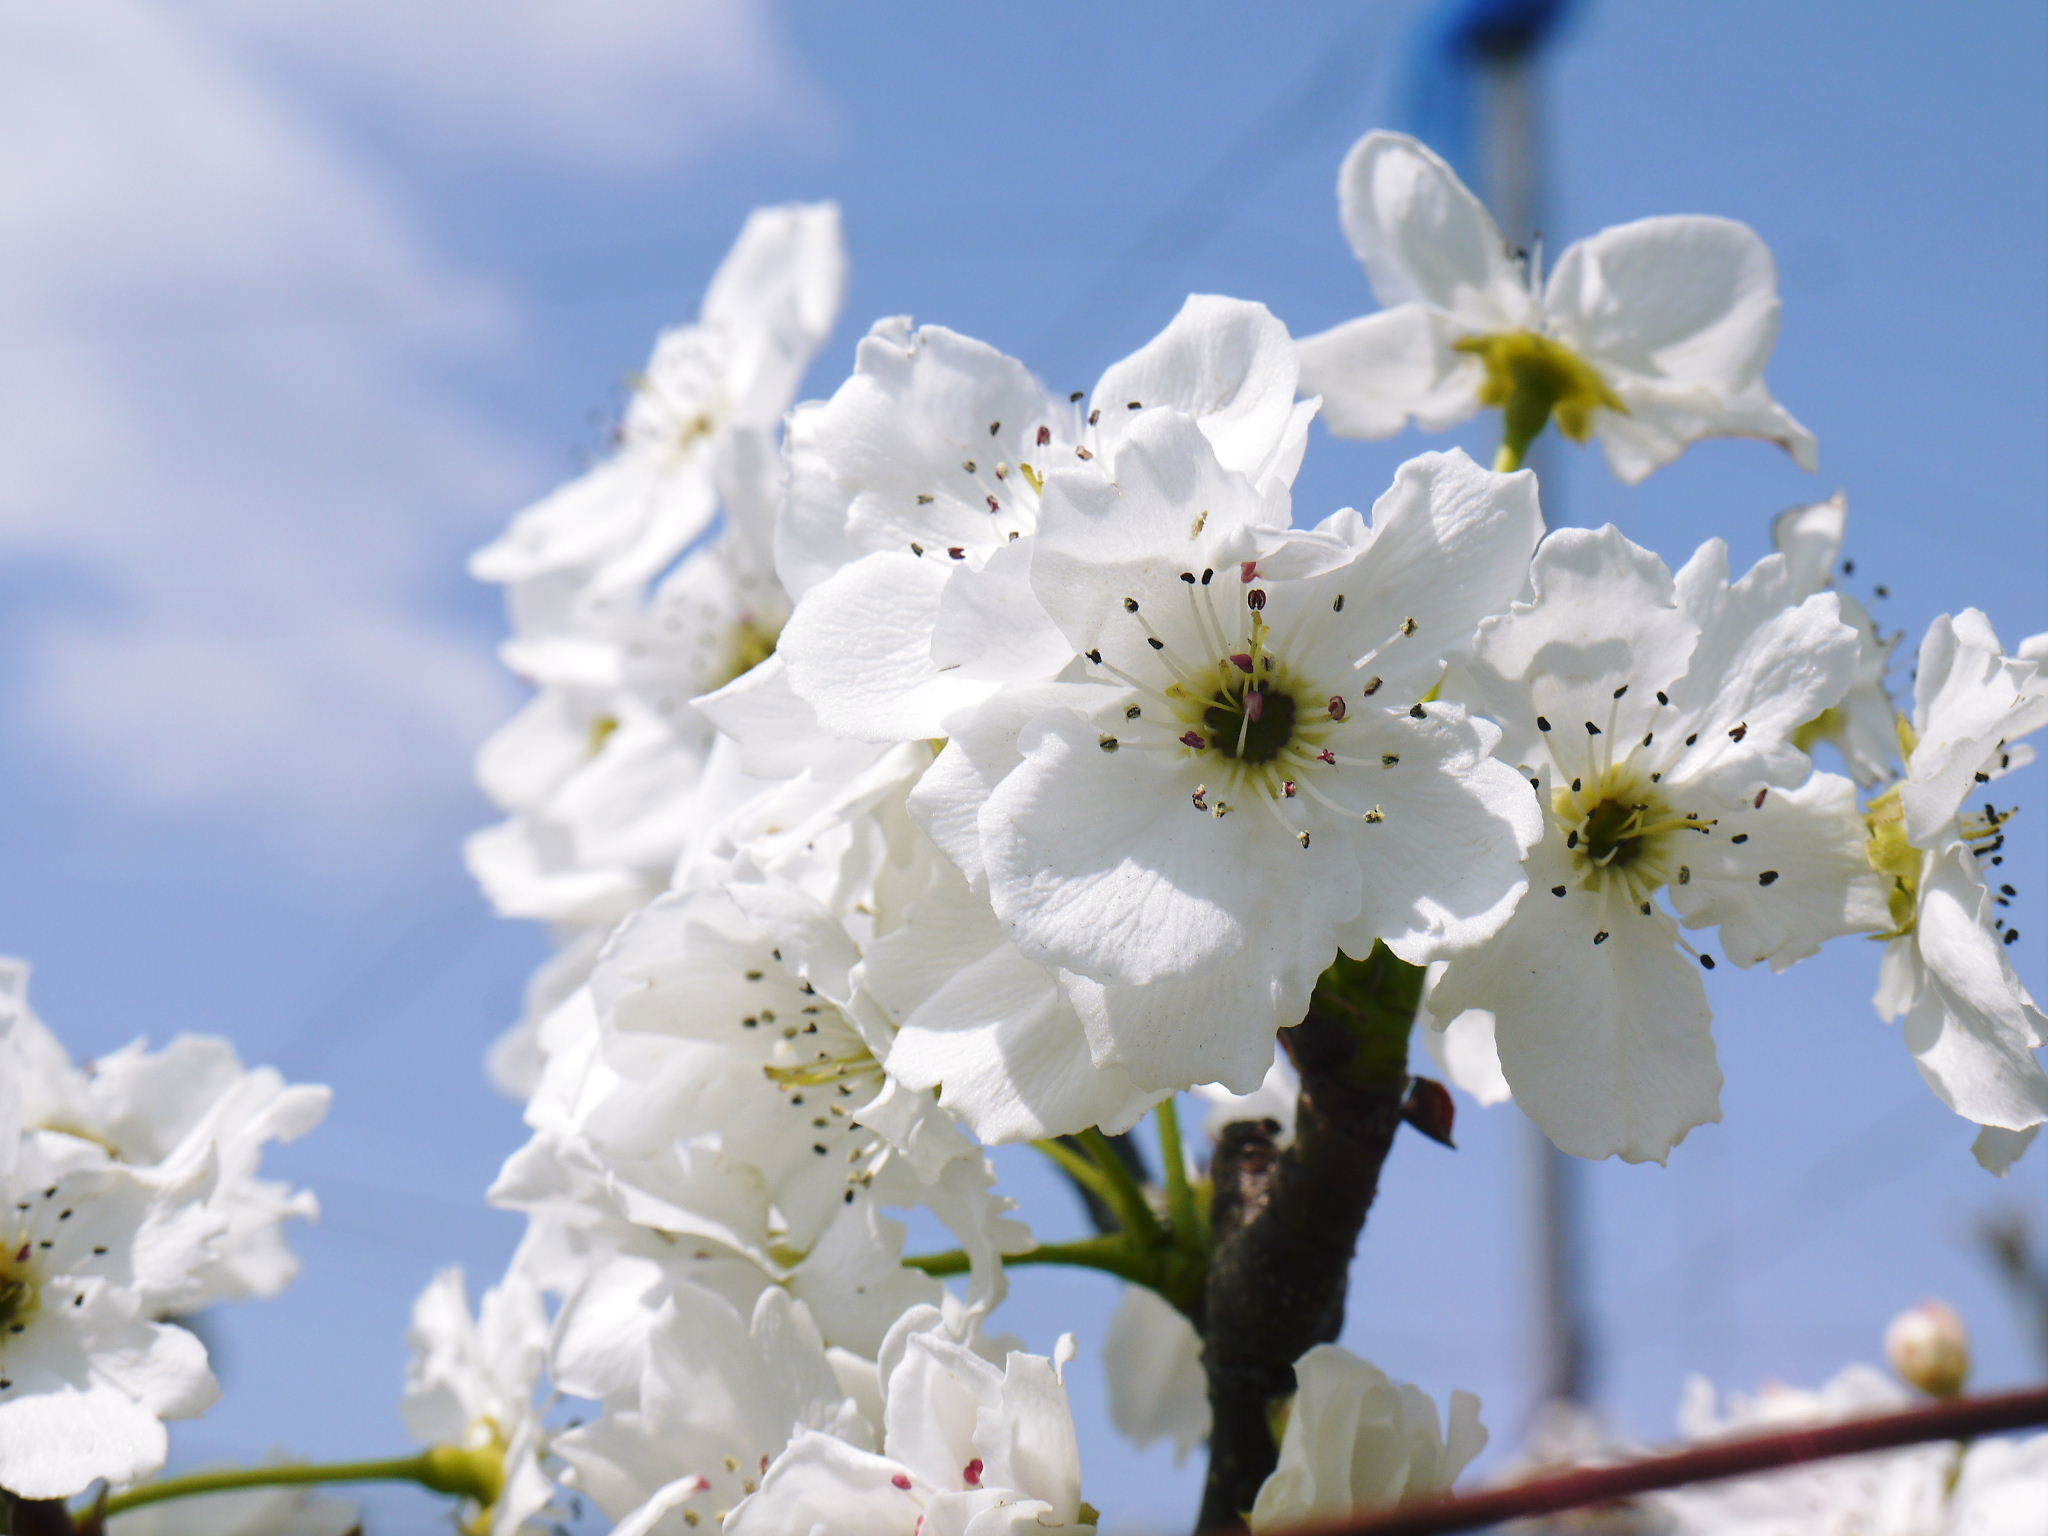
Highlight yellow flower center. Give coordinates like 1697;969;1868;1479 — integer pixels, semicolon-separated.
0;1236;41;1337
1454;329;1626;445
1553;764;1714;900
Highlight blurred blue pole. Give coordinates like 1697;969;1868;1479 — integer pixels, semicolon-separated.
1402;0;1596;1417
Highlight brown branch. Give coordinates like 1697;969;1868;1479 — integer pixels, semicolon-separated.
1276;1384;2048;1536
1196;948;1424;1532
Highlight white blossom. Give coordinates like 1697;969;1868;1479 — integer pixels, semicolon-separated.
403;1266;555;1535
1773;494;1900;788
1431;526;1890;1161
0;1070;220;1497
4;966;328;1310
919;420;1544;1097
1298;131;1815;483
554;1283;870;1534
1248;1345;1484;1531
473;204;844;595
1655;1365;2048;1535
775;296;1312;744
1102;1286;1209;1463
726;1307;1094;1536
1866;610;2048;1158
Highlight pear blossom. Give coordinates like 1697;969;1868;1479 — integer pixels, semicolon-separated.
775;294;1313;743
1431;526;1891;1162
472;203;844;595
1298;131;1816;483
554;1283;872;1534
0;1084;220;1498
862;856;1165;1145
1863;610;2048;1159
924;418;1544;1094
1247;1345;1485;1531
403;1266;555;1536
1773;494;1900;787
4;966;328;1310
1654;1364;2048;1535
725;1307;1094;1536
587;872;1029;1274
1102;1285;1209;1462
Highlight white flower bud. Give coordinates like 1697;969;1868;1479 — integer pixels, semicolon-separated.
1885;1299;1970;1398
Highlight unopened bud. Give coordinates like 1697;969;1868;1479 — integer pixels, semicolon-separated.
1885;1299;1970;1397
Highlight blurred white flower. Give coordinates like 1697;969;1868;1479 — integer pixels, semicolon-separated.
1773;495;1901;788
403;1265;554;1535
1248;1345;1484;1531
1867;609;2048;1161
727;1307;1094;1536
1298;130;1815;482
1102;1286;1209;1463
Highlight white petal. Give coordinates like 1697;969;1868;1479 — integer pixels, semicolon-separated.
779;550;999;741
1900;847;2048;1131
1103;1287;1209;1462
700;202;846;421
1451;525;1697;771
929;536;1077;684
1334;131;1531;328
1090;294;1307;487
1902;610;2048;845
1769;494;1847;597
725;1433;921;1536
869;873;1160;1143
980;710;1260;985
1593;377;1818;485
1296;306;1484;440
1029;411;1286;653
1665;544;1858;794
1432;842;1722;1163
1973;1124;2038;1176
1545;215;1779;384
1329;707;1542;966
1295;449;1543;699
1423;1008;1512;1108
1670;772;1892;970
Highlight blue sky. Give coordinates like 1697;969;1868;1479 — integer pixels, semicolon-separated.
2;1;2044;1531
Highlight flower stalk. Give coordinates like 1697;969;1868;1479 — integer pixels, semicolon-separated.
94;1445;502;1522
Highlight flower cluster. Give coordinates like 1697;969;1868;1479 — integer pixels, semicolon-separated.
0;963;325;1499
434;131;2044;1533
6;127;2043;1535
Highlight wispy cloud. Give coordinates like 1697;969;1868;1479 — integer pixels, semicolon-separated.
192;0;825;174
0;0;815;873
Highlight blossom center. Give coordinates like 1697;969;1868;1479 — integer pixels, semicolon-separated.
1454;329;1625;444
717;615;781;689
0;1238;41;1337
1203;681;1299;765
1554;765;1710;895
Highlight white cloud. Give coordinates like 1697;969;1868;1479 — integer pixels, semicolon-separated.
0;0;811;873
191;0;824;174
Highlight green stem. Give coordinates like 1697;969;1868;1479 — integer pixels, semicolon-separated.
1031;1137;1127;1216
97;1447;499;1520
1154;1097;1206;1256
1074;1127;1163;1244
906;1234;1159;1288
